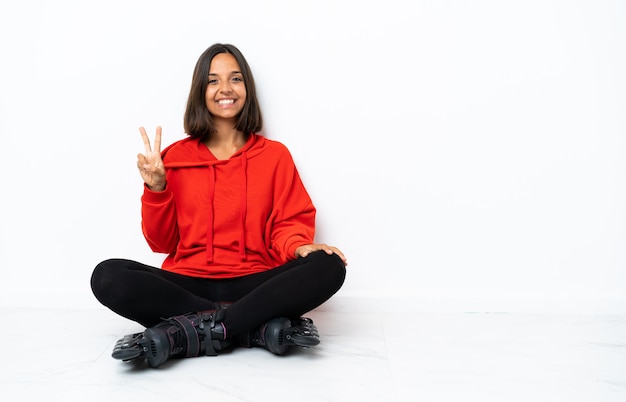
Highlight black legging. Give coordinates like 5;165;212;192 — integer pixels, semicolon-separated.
90;250;346;337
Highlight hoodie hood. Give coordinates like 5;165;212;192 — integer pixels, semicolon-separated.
161;133;265;168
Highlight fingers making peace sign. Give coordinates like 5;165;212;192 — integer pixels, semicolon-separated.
137;126;166;191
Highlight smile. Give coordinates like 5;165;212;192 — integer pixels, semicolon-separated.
217;99;235;105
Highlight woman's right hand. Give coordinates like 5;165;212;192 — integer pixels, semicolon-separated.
137;126;166;191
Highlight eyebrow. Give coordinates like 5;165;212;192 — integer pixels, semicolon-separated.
208;71;243;76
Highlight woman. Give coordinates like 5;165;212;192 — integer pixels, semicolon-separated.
90;43;347;368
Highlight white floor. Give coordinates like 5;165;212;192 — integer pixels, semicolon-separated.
2;301;626;402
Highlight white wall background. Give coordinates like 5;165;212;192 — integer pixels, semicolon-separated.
1;0;624;313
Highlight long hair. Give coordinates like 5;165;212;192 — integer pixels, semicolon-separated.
183;43;263;138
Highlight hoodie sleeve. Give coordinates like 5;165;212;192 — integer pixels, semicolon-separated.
141;185;179;254
268;146;316;261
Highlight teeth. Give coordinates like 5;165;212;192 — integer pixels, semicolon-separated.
218;99;234;105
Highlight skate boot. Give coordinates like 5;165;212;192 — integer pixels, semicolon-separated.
112;307;231;368
250;316;320;355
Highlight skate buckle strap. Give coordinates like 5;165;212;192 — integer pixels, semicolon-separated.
171;315;201;357
198;312;218;356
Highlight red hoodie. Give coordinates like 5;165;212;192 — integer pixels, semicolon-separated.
141;133;316;278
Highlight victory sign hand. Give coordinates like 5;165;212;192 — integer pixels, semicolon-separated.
137;126;166;191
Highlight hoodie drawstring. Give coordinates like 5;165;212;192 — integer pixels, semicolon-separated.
239;152;248;261
206;165;216;263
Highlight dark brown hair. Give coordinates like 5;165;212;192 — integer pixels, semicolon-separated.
184;43;263;139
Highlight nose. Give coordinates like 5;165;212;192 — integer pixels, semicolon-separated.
218;80;233;94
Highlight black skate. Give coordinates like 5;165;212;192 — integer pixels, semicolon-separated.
252;316;320;355
111;309;230;368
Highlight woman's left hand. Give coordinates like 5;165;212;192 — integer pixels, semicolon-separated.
295;244;348;266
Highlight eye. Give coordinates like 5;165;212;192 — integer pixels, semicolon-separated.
231;76;243;83
208;78;218;85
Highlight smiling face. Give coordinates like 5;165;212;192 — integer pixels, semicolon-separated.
205;52;247;123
